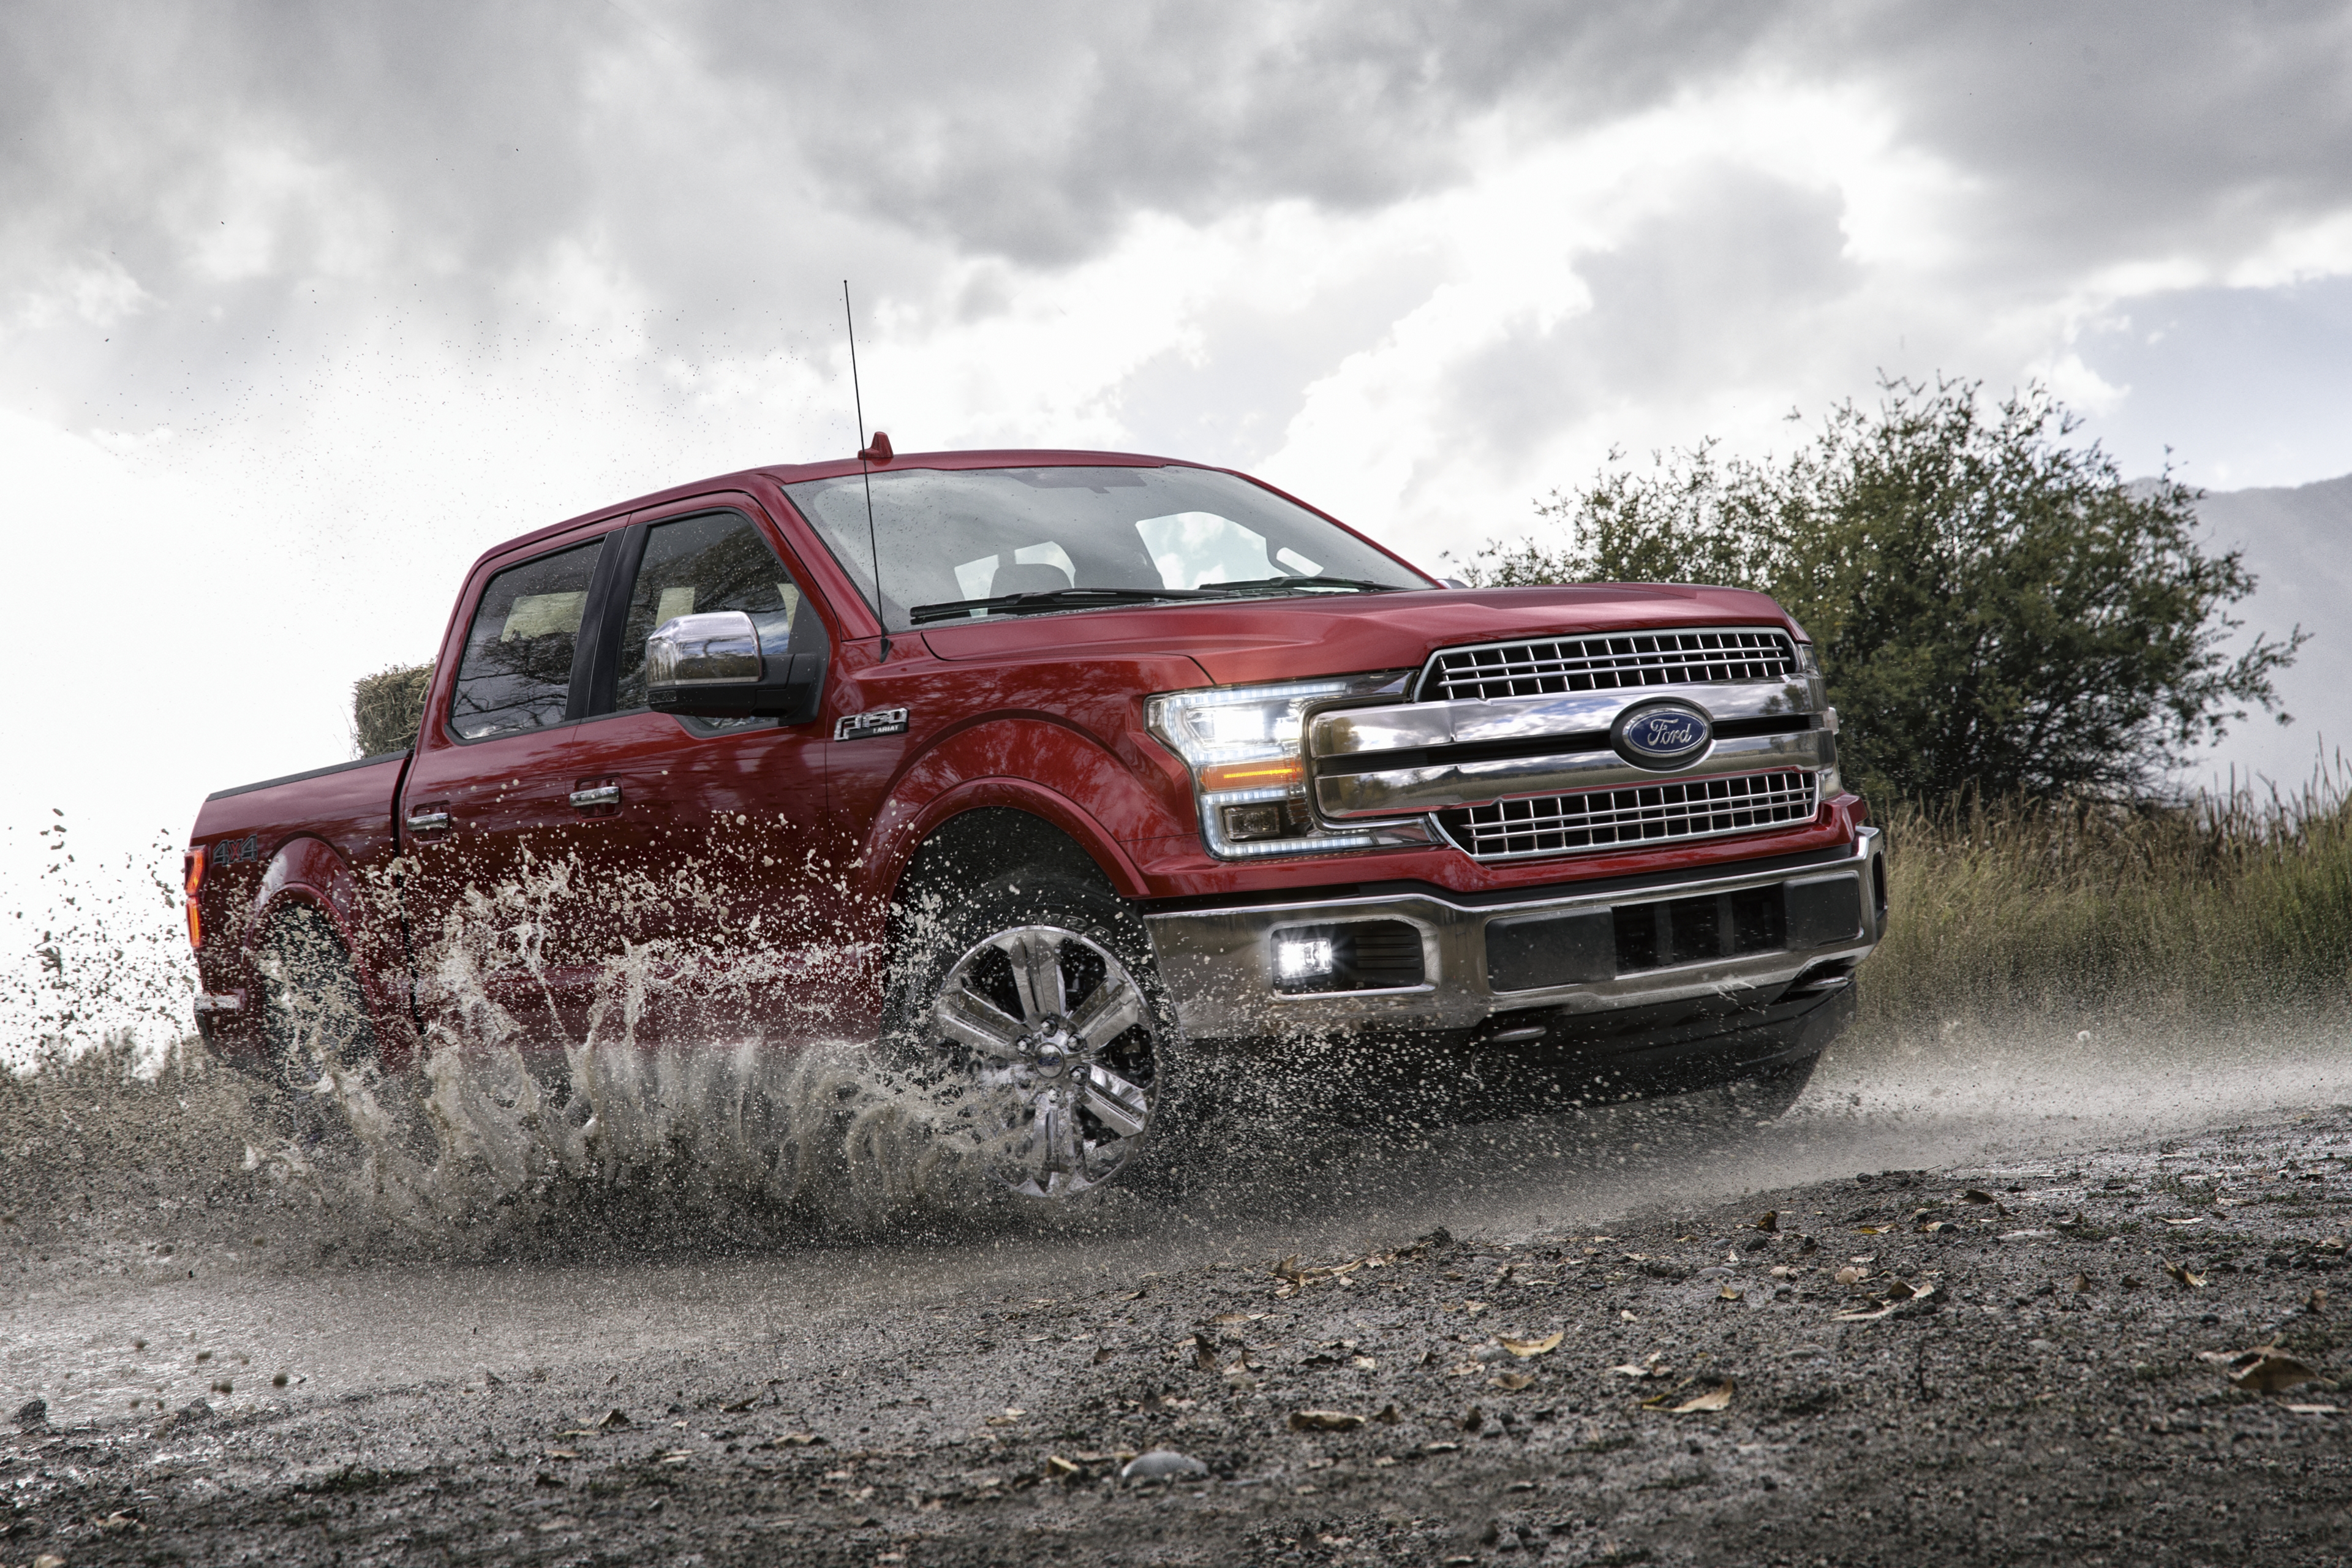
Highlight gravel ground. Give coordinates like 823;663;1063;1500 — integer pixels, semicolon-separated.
7;1091;2351;1567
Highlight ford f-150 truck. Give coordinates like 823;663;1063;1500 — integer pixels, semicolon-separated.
186;444;1885;1200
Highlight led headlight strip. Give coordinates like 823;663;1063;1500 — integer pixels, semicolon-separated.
1145;672;1425;859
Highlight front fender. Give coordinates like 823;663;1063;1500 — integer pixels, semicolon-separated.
861;718;1163;905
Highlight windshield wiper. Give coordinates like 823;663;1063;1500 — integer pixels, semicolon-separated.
907;576;1408;625
907;586;1214;624
1186;576;1406;597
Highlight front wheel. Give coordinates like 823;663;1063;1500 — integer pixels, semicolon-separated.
886;875;1181;1202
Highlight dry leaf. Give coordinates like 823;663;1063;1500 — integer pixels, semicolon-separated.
1834;1284;1937;1322
1755;1210;1779;1233
2163;1260;2207;1289
1093;1347;1115;1365
1464;1301;1490;1315
1718;1285;1744;1302
2160;1217;2207;1227
1192;1333;1217;1371
2305;1288;2330;1314
1373;1403;1401;1425
985;1408;1025;1427
1046;1455;1081;1478
1853;1226;1891;1235
1670;1379;1735;1414
1834;1266;1870;1287
1499;1332;1565;1358
2285;1403;2340;1415
2201;1348;2318;1393
1490;1373;1534;1392
1289;1409;1365;1433
2070;1273;2093;1294
1961;1189;1996;1204
1796;1236;1819;1256
594;1409;630;1429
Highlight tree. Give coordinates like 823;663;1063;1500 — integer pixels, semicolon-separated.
1461;378;2303;803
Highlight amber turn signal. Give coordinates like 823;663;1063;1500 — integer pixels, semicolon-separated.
1198;758;1304;793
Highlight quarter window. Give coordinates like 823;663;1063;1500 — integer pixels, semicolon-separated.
448;538;604;740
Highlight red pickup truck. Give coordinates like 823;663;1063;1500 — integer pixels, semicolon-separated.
186;445;1885;1201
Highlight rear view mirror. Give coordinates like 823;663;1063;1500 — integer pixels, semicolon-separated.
646;610;827;723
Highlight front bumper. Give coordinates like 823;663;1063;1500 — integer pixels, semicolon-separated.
1143;826;1885;1041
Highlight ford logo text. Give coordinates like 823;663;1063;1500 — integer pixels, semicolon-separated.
1611;702;1713;769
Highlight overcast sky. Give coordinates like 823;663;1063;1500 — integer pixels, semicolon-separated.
7;1;2352;1018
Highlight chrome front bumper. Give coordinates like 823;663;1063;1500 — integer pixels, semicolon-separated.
1143;827;1885;1040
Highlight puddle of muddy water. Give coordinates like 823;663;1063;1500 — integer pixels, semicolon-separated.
9;1009;2351;1432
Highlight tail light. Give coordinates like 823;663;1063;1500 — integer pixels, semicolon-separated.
183;845;206;949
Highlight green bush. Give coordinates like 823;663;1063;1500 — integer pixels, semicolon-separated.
1461;377;2304;804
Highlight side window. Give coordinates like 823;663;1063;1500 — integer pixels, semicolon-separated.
448;538;604;741
615;512;804;712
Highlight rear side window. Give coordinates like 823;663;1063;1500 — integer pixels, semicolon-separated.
614;512;803;712
448;538;605;740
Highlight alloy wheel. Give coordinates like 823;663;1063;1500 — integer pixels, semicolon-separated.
924;923;1159;1199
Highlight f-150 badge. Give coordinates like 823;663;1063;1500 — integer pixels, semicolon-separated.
835;707;911;742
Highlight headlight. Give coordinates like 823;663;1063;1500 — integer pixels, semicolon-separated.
1146;673;1427;859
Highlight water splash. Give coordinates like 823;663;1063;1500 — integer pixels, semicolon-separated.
256;843;1021;1249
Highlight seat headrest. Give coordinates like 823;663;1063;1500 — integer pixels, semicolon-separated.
990;561;1074;597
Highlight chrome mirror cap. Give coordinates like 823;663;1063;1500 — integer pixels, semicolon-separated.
646;611;765;687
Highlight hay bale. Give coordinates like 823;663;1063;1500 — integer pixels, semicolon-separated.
352;662;434;758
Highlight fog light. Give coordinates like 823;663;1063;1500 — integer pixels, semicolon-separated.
1222;803;1286;841
1275;934;1337;982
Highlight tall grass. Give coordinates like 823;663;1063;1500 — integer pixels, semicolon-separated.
1857;766;2352;1046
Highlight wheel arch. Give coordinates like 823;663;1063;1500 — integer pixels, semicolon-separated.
246;836;418;1065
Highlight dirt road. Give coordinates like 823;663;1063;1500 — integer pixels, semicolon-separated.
6;1038;2351;1566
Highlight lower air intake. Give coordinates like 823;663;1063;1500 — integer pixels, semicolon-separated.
1440;769;1819;862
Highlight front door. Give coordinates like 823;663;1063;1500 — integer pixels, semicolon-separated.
399;532;610;1052
563;503;840;1049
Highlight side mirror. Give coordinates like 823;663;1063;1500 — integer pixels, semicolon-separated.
646;610;827;723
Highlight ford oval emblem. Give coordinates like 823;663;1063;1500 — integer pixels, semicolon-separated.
1612;701;1712;769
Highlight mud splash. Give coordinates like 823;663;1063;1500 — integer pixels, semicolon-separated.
244;845;1024;1251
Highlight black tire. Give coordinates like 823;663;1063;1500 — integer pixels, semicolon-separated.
884;868;1187;1202
1714;1052;1819;1124
257;906;382;1087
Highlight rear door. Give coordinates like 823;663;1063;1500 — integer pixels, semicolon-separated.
562;499;843;1047
399;531;616;1049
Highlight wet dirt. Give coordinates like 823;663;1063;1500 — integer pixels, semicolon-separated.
6;1035;2352;1566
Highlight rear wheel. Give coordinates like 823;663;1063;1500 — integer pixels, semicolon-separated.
886;873;1182;1202
257;907;380;1086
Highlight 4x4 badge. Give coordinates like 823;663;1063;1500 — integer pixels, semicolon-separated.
835;707;910;742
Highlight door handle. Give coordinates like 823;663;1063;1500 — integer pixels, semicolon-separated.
404;809;451;832
569;784;623;810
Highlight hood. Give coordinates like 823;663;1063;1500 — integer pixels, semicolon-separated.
918;584;1800;685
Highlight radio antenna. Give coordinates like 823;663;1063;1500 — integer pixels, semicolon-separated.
843;280;889;659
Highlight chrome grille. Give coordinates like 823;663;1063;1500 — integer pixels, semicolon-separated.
1423;627;1798;701
1439;769;1818;861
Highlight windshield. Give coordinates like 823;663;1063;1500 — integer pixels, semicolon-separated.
782;464;1432;631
